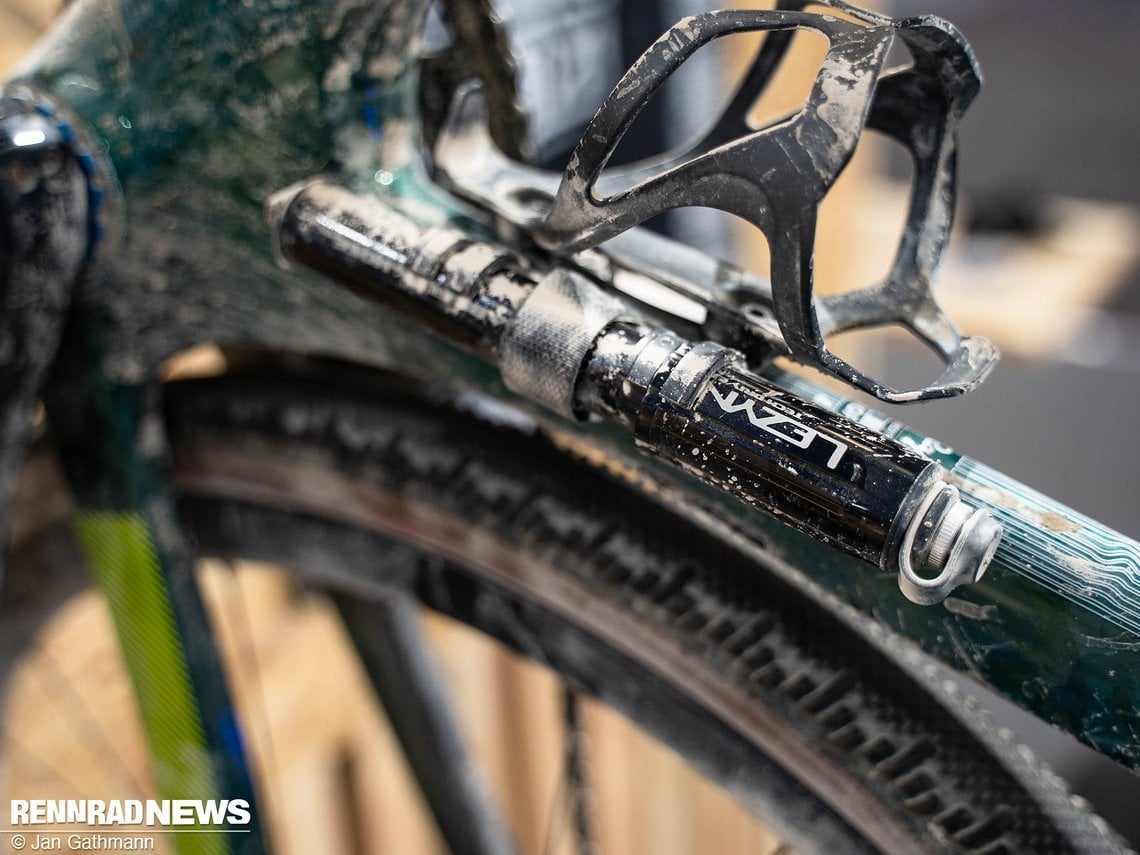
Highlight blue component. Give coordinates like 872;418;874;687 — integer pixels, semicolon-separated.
217;707;247;763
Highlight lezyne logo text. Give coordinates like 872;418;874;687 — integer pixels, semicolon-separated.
709;386;847;470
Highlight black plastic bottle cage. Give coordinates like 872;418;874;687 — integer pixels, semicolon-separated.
537;0;997;404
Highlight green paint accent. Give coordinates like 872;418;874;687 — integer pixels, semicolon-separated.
74;511;229;855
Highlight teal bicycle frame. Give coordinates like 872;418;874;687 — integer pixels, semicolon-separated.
2;1;1137;852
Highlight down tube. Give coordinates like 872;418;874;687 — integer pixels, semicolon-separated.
764;367;1140;768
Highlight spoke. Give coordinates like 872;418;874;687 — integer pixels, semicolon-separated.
334;593;520;855
563;690;597;855
203;559;286;845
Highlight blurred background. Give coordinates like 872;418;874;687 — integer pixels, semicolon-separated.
2;0;1138;851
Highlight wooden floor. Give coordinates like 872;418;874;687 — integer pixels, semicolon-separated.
1;546;783;855
0;441;784;854
0;411;788;854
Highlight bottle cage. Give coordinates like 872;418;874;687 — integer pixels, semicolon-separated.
536;0;997;403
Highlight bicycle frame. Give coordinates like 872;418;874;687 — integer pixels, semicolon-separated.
1;0;1138;849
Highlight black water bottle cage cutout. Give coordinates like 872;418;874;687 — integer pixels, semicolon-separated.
536;0;997;403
